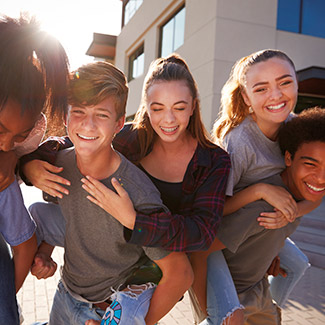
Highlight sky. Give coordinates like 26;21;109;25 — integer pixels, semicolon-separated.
1;0;122;69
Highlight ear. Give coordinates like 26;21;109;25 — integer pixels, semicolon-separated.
191;98;198;116
284;150;293;167
115;115;125;134
241;89;251;107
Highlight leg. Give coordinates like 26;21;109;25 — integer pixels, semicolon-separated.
29;202;66;247
268;238;310;307
194;250;243;325
0;234;19;325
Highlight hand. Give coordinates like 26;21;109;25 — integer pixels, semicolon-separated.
257;209;290;229
267;256;287;278
81;176;136;229
259;184;298;222
22;160;70;198
0;151;17;191
31;252;57;279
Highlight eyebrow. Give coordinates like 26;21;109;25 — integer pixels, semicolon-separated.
300;156;319;163
252;74;294;88
150;100;188;106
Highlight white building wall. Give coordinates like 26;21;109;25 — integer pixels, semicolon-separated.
114;0;325;130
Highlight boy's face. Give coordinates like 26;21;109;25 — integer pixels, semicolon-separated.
0;98;40;152
67;97;124;158
284;141;325;202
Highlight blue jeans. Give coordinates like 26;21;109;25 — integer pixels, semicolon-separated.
49;281;156;325
0;234;19;325
269;237;310;307
199;250;243;325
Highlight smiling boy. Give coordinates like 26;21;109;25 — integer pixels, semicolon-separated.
214;107;325;324
28;61;193;325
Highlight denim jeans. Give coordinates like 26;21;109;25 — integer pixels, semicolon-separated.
199;250;243;325
0;234;19;325
49;281;156;325
269;237;310;307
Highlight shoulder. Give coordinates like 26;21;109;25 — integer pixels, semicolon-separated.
197;144;230;167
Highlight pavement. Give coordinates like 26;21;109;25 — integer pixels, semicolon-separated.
18;185;325;324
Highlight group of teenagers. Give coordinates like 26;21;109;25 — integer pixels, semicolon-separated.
1;14;325;325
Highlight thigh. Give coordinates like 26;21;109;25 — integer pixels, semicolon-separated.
29;202;66;247
101;283;156;325
0;235;19;325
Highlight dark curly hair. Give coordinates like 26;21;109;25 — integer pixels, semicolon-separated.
279;107;325;158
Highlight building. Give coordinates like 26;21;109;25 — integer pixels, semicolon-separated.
87;0;325;129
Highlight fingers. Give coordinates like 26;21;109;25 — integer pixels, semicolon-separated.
258;212;289;229
111;177;127;197
279;267;287;278
31;255;57;279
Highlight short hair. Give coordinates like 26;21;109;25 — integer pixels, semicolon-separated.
0;14;69;126
279;107;325;158
68;61;128;120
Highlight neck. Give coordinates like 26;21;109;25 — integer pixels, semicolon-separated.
76;147;120;179
251;114;281;141
280;169;303;201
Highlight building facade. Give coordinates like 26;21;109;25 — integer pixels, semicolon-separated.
87;0;325;129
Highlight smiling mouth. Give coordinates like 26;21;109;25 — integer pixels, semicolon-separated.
77;134;98;140
160;126;178;133
306;182;325;192
266;102;286;111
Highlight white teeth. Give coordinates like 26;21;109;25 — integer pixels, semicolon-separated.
267;103;285;110
306;183;325;192
78;134;98;140
160;126;178;132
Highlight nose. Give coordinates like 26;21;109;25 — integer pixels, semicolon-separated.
82;114;96;129
0;134;15;152
269;86;282;100
164;109;176;123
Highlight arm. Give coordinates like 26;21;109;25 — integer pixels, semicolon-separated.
0;151;17;191
145;252;193;325
82;148;231;251
12;233;37;292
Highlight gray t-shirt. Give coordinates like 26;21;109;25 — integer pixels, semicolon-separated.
223;114;294;196
56;148;169;302
217;174;301;293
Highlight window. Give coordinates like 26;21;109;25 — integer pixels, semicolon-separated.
160;6;185;57
128;44;144;81
123;0;143;26
277;0;325;39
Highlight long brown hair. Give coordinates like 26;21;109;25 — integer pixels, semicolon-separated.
133;53;214;158
212;49;296;144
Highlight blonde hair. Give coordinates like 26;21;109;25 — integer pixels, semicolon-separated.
212;49;296;144
69;61;128;120
133;53;214;158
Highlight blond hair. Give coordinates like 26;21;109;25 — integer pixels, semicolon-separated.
69;61;128;120
213;49;296;144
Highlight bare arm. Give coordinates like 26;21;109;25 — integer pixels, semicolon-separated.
12;233;37;292
0;151;17;191
145;252;193;325
224;183;298;221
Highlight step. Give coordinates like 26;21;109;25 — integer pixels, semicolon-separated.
294;241;325;269
291;226;325;246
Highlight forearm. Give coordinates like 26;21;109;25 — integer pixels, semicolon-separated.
12;233;38;292
297;199;322;217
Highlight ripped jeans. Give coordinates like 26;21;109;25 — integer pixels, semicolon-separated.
49;280;156;325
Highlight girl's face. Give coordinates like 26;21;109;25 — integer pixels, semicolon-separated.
146;80;194;144
242;57;298;129
0;98;40;152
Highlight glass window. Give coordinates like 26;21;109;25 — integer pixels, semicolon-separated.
128;44;144;81
160;6;185;57
124;0;143;25
277;0;325;38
